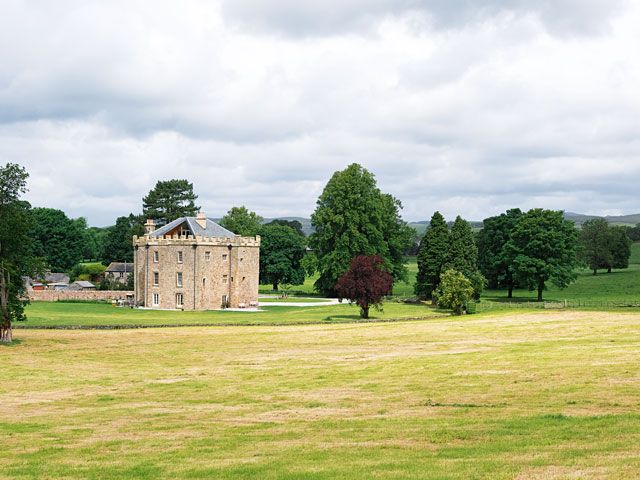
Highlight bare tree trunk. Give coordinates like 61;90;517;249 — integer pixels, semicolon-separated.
0;267;12;343
537;279;544;302
361;304;369;319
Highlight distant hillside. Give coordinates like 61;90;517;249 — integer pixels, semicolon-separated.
262;217;314;236
564;212;640;227
226;212;640;237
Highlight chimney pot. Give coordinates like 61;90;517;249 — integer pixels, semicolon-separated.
144;218;156;234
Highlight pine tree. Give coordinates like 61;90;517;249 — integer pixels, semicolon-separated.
445;216;485;299
414;212;450;299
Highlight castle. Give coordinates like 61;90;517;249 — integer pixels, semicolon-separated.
133;213;260;310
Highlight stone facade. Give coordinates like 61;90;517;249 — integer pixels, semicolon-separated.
133;224;260;311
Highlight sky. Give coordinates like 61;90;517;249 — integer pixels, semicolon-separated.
1;0;639;226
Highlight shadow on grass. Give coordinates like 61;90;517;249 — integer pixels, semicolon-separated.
0;338;23;347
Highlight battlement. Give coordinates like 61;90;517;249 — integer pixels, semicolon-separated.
133;234;261;248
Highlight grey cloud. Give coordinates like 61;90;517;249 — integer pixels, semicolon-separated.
221;0;626;37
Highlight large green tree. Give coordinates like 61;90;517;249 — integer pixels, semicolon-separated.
477;209;522;297
259;224;306;291
264;219;305;237
579;218;613;275
30;208;88;272
0;164;42;343
609;225;632;271
506;209;578;301
219;206;263;236
444;216;485;299
309;164;413;296
101;214;145;264
142;179;199;225
414;212;450;299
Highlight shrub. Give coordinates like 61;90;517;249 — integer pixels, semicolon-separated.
433;269;474;315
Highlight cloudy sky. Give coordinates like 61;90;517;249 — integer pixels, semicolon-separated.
1;0;639;226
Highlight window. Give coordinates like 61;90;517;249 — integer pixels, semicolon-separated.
222;254;228;261
176;293;184;307
203;278;206;287
222;275;228;284
177;251;183;263
221;295;228;307
153;272;159;286
152;293;160;306
204;251;211;261
119;272;124;278
153;251;159;263
240;257;243;262
176;272;183;287
242;276;245;282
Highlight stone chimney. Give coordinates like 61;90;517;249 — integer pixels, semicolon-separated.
196;211;207;229
144;218;156;234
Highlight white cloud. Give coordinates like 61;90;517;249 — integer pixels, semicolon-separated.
0;0;638;225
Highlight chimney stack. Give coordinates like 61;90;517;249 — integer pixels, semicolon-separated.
196;211;207;229
144;218;156;234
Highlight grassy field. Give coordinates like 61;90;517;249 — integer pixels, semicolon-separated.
2;310;639;478
20;301;443;328
268;243;640;304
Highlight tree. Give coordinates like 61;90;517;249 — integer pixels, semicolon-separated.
259;224;306;291
219;206;263;236
445;216;485;299
142;179;199;226
506;209;578;301
101;214;145;264
579;218;613;275
335;255;393;319
609;226;632;271
264;219;305;236
477;209;522;297
0;164;42;343
415;212;450;299
433;269;474;315
30;208;87;272
310;164;413;296
627;224;640;242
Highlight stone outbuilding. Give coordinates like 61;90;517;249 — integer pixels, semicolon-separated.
133;213;260;310
105;262;133;284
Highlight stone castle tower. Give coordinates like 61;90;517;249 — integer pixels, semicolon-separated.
133;213;260;310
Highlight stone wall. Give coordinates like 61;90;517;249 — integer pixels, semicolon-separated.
29;290;133;302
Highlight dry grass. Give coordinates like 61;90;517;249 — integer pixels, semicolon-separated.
1;310;639;479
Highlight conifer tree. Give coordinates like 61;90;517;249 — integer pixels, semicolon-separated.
445;216;485;299
414;212;450;299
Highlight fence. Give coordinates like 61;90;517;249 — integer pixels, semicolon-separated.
475;300;640;313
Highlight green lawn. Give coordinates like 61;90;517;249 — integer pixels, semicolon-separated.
21;301;443;328
2;310;639;478
258;297;330;303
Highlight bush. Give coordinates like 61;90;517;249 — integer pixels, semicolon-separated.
433;269;474;315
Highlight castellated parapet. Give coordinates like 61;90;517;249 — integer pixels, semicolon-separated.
132;217;260;311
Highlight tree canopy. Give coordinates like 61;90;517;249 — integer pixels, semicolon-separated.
335;255;393;319
433;269;474;315
264;219;305;237
477;209;522;297
259;224;307;291
219;206;263;236
142;179;199;225
30;208;88;272
310;163;413;296
0;163;42;342
505;209;578;301
415;212;450;299
579;218;613;274
101;214;145;264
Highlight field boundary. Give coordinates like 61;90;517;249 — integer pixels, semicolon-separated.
13;313;452;330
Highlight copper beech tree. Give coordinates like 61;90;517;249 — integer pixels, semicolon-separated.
335;255;393;319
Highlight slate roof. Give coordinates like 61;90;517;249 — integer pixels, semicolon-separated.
106;262;133;273
150;217;236;238
73;281;95;288
44;272;70;284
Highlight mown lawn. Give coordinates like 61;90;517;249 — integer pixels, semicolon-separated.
21;301;442;328
2;310;640;478
262;243;640;304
